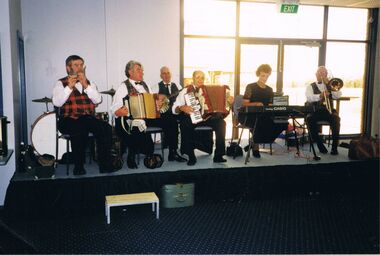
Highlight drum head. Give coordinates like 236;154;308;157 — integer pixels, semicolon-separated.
30;112;67;159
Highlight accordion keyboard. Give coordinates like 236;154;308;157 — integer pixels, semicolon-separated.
184;92;203;124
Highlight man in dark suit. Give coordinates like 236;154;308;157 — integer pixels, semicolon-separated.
157;66;185;159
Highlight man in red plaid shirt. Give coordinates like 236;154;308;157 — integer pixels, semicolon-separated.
52;55;116;175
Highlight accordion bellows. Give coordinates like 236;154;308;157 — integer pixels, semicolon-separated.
123;93;160;119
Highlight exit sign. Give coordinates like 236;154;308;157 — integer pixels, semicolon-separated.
280;4;299;13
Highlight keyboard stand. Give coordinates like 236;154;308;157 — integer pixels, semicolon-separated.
304;116;321;161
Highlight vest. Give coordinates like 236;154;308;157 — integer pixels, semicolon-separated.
59;77;96;119
124;79;150;95
307;82;333;111
159;81;179;105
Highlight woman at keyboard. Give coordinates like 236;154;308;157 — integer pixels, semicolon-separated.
238;64;288;158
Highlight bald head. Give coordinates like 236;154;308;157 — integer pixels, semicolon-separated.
160;66;172;83
192;70;205;87
316;66;328;83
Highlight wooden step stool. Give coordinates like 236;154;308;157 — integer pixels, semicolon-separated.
105;192;159;224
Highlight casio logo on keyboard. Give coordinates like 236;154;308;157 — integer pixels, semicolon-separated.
266;106;287;111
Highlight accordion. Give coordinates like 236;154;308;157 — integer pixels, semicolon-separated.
185;85;230;124
201;85;230;119
123;93;160;119
184;92;203;124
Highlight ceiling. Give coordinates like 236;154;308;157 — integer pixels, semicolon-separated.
246;0;380;8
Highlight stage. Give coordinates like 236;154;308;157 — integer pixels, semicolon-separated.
3;140;379;220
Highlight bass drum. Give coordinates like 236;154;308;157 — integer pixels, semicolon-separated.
30;112;67;160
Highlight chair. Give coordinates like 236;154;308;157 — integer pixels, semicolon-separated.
54;110;94;175
146;126;165;158
137;126;165;164
232;95;251;147
316;120;332;147
233;95;276;155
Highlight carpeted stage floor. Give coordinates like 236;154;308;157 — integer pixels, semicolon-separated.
12;140;356;180
1;141;379;254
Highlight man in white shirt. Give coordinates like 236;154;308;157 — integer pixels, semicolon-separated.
172;70;228;166
111;61;185;169
52;55;115;175
305;66;342;155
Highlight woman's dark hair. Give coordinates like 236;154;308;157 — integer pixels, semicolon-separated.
256;64;272;76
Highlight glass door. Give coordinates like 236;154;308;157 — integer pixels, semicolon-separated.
239;44;278;95
282;44;320;105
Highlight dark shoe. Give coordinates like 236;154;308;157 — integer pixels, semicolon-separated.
252;150;261;158
317;143;328;154
73;167;86;175
187;155;197;166
331;148;339;155
127;153;138;169
213;155;227;163
168;152;187;162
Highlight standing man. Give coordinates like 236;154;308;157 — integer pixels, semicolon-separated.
306;66;342;155
52;55;116;175
172;70;230;166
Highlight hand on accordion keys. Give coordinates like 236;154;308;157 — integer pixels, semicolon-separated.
184;92;203;124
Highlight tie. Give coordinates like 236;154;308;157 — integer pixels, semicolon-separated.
135;81;142;85
164;84;170;95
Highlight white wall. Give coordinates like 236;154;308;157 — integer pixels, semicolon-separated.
0;0;181;206
22;0;180;132
0;0;22;206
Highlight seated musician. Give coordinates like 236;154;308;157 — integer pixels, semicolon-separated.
238;64;288;158
155;66;183;151
52;55;116;175
305;66;341;155
111;60;186;169
172;70;233;166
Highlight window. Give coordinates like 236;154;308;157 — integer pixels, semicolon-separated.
184;0;236;36
240;2;324;39
327;7;368;40
326;42;366;134
183;0;372;136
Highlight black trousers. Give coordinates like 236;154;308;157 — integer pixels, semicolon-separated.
306;108;340;148
145;111;180;152
238;113;288;143
115;117;154;155
179;115;226;157
58;115;112;169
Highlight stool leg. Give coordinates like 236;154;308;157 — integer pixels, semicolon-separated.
66;139;70;175
152;202;155;212
107;206;110;224
156;201;159;219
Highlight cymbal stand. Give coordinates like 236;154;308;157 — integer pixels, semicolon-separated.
44;102;50;113
110;94;115;126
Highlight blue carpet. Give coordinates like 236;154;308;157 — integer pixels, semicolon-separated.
2;192;378;254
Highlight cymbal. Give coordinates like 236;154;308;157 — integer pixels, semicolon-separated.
32;97;52;103
100;88;116;96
